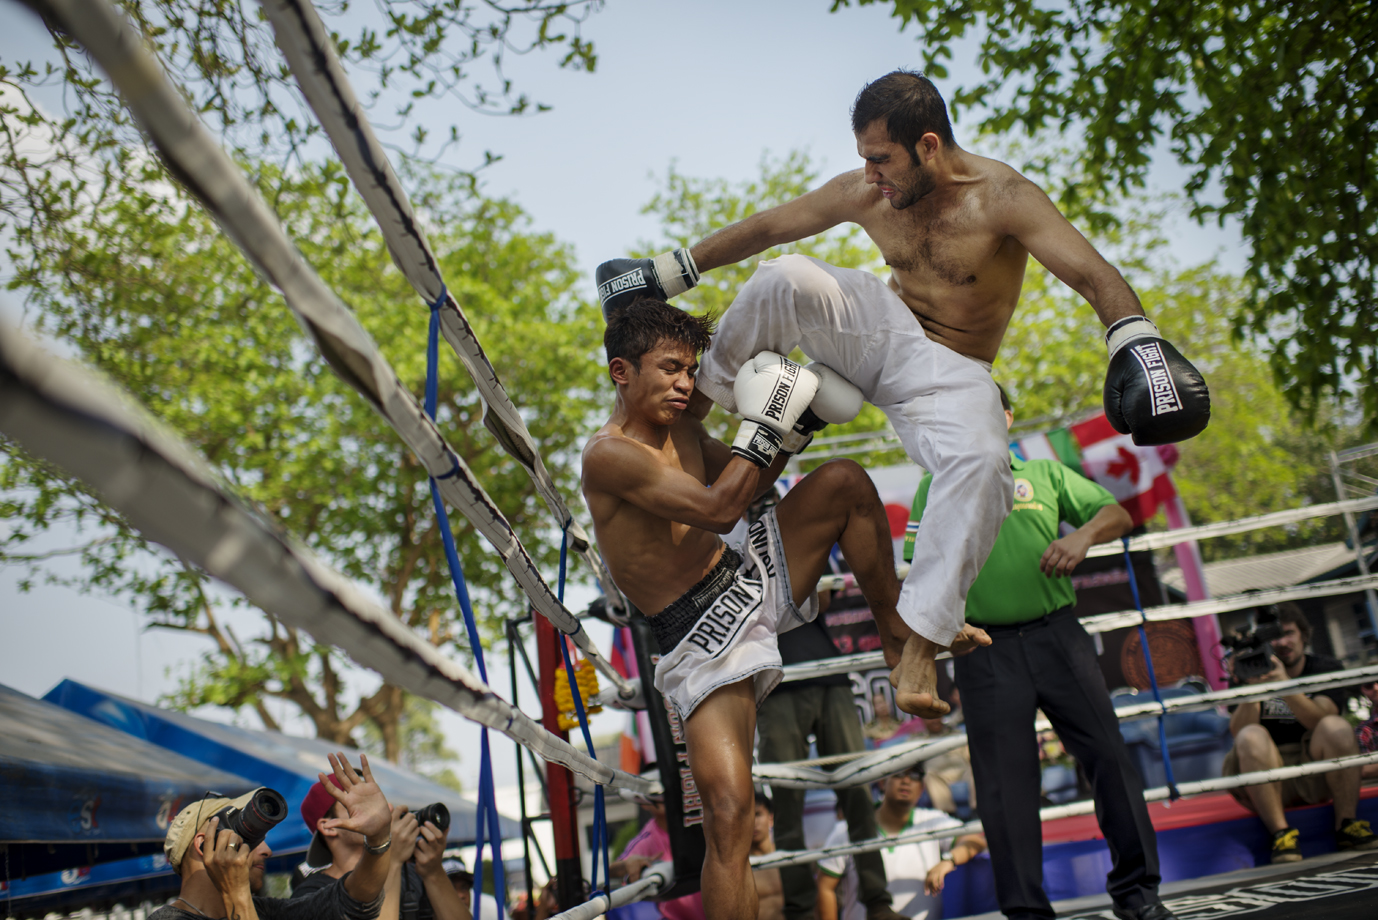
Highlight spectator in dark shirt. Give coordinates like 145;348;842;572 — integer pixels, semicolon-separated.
1225;603;1377;861
293;771;464;920
150;754;389;920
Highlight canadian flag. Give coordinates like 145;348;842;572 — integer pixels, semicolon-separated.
1070;413;1180;528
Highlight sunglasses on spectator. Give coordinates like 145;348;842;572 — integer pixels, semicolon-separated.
1362;681;1377;691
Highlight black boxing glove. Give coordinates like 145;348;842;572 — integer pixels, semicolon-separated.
595;249;700;320
1103;316;1210;445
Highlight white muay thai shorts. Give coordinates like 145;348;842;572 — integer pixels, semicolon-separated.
649;507;818;722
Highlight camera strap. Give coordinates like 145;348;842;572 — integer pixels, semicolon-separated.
1122;537;1181;802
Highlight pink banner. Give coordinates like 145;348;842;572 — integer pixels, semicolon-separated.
1163;489;1226;689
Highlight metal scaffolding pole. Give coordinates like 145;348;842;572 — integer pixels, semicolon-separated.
1329;444;1378;641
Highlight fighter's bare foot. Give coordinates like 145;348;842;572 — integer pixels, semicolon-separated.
890;634;951;718
948;624;992;657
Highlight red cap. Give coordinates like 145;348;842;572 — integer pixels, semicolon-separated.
300;773;344;833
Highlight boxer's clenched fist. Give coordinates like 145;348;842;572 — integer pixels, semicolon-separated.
596;249;700;320
781;362;864;454
1103;316;1210;445
731;352;820;467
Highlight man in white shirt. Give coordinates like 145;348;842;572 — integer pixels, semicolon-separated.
817;768;960;920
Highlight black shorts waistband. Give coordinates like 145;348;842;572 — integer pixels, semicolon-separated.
968;604;1076;634
648;547;742;654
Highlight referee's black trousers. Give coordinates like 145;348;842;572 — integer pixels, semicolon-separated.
953;607;1162;920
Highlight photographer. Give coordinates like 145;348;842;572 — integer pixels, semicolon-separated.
153;754;390;920
1225;604;1376;861
295;776;465;920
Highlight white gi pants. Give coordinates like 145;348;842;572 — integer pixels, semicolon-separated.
696;255;1013;647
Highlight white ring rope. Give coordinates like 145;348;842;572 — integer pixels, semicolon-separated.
750;751;1378;871
256;0;624;621
27;0;633;698
543;863;674;920
1085;495;1378;557
783;574;1378;684
0;320;656;795
1103;663;1378;718
759;664;1378;780
753;734;970;790
1077;573;1378;634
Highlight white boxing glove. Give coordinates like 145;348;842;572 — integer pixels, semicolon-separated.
731;352;821;467
781;363;864;454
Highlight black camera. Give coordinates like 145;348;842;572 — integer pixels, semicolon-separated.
412;802;450;835
207;788;289;851
1222;607;1284;682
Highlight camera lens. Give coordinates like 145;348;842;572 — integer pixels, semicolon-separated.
215;788;289;850
413;802;451;835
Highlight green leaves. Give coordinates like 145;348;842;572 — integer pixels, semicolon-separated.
840;0;1377;430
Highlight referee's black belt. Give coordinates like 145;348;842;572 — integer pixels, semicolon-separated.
968;604;1076;635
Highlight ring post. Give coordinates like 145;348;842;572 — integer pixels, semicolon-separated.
537;612;584;909
627;612;706;899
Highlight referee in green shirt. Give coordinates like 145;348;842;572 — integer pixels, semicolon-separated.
906;386;1175;920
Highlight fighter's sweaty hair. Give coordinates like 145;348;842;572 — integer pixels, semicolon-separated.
603;297;715;369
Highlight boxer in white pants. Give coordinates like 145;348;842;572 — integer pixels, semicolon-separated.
596;71;1210;719
694;252;1009;658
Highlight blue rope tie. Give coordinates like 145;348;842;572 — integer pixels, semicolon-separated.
426;294;509;912
1122;537;1180;802
554;525;612;901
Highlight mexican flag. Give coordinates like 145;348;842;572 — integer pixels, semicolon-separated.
1013;412;1178;528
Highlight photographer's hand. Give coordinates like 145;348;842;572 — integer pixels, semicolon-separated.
1246;655;1289;686
391;807;420;866
416;821;469;920
318;753;393;905
413;819;446;879
202;818;259;920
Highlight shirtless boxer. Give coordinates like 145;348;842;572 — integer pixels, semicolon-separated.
595;70;1210;719
582;299;938;920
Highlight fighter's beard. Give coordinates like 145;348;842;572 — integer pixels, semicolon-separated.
888;168;936;210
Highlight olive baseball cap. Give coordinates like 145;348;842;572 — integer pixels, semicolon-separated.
165;789;263;871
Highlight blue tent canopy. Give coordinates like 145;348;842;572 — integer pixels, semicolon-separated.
45;680;521;852
3;681;521;912
0;682;257;879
